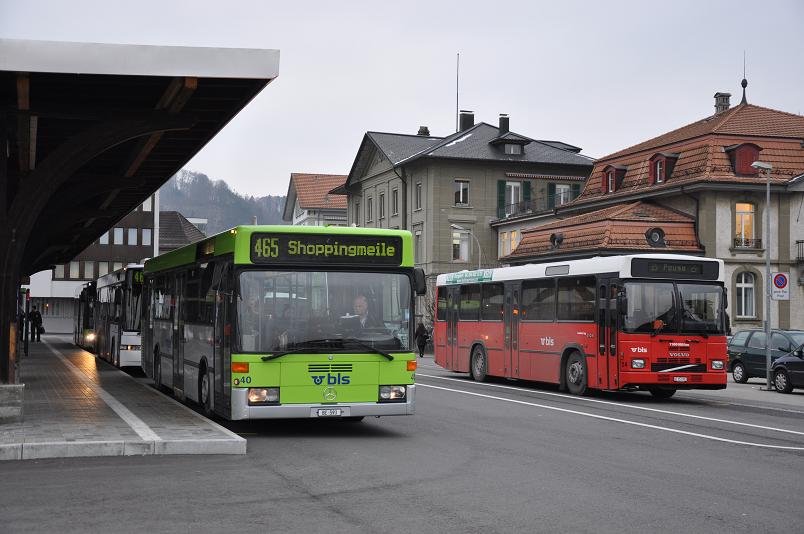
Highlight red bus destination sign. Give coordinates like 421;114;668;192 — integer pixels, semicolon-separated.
250;233;403;266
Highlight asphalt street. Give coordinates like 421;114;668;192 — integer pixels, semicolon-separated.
1;357;803;533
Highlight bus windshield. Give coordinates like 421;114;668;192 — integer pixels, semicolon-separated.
124;275;143;332
238;270;412;353
622;281;725;335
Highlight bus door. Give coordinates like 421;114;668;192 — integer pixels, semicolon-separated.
596;279;619;390
173;272;186;399
504;283;521;378
212;262;231;418
445;286;461;370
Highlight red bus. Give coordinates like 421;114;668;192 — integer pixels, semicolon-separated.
434;254;728;398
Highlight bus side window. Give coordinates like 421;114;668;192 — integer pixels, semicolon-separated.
436;288;447;321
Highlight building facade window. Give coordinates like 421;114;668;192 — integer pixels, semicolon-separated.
142;196;152;212
98;262;109;277
128;228;138;245
379;192;385;219
555;184;571;206
69;261;80;279
113;228;124;245
142;228;152;247
511;229;520;252
415;182;422;210
366;197;373;222
54;264;64;279
736;271;756;318
84;262;94;280
414;229;422;263
113;262;123;272
655;160;664;183
454;180;470;206
504;144;522;155
452;229;470;262
392;188;399;215
354;201;360;226
499;231;510;257
99;231;109;245
607;172;615;193
735;202;757;248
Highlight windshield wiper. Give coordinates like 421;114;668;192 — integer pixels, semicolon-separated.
261;338;394;361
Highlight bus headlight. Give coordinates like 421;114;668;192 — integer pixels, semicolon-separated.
86;333;96;342
379;385;407;402
248;387;279;405
711;360;724;370
631;359;646;369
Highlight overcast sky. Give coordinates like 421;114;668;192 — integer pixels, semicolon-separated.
2;0;803;197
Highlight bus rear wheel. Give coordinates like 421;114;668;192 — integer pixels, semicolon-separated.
565;352;587;395
198;363;213;415
470;346;488;382
649;388;677;399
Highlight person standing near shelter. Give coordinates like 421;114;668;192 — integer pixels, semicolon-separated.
414;322;428;358
29;305;43;342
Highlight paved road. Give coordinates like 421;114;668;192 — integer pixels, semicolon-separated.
1;358;803;533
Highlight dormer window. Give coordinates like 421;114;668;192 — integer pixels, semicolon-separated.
607;171;615;192
649;152;678;184
505;144;523;155
601;165;627;194
725;143;762;175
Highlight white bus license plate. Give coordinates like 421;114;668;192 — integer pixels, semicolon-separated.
673;376;688;383
316;408;343;417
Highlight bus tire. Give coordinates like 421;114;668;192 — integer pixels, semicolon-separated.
198;360;213;415
470;346;488;382
649;388;677;399
565;351;587;395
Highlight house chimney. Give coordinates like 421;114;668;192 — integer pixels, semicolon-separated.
417;126;430;136
499;114;509;135
714;92;731;114
459;110;474;131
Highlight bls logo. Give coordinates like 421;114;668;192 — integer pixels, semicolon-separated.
540;337;555;346
311;373;351;386
630;347;648;353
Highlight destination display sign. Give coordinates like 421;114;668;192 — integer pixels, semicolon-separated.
250;233;403;266
631;258;718;280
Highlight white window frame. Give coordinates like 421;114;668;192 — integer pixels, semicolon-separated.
452;229;470;262
607;172;615;193
379;192;385;219
735;203;756;241
366;197;373;223
415;182;422;210
655;160;664;183
392;188;399;215
555;184;571;206
454;180;470;206
736;271;756;318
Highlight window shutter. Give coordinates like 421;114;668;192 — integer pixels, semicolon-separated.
601;172;607;194
497;180;506;214
523;181;531;203
548;183;556;208
571;183;580;199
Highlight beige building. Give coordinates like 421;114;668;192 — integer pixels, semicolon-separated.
334;112;593;321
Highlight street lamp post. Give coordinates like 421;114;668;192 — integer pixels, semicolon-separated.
752;160;773;391
450;223;483;270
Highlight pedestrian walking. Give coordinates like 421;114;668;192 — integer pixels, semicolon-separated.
29;305;43;342
414;322;428;358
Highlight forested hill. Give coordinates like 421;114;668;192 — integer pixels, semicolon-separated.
158;169;286;235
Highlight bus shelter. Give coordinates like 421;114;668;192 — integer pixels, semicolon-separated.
0;39;280;386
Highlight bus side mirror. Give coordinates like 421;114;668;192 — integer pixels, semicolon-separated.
414;268;426;296
617;294;627;315
723;286;728;310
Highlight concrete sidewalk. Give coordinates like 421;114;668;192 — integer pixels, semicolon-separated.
0;336;245;461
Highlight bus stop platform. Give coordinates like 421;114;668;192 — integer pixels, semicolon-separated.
0;336;245;461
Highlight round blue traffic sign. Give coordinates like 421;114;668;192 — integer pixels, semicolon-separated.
773;273;788;289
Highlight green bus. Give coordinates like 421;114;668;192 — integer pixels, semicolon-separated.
142;225;425;420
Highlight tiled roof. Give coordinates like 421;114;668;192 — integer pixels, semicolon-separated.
571;103;804;207
291;173;347;210
602;103;804;162
367;132;443;166
506;201;702;262
159;211;205;253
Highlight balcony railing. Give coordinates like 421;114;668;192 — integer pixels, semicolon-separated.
733;238;762;249
497;191;578;219
796;240;804;262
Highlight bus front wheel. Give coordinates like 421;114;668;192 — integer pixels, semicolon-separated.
649;388;677;399
198;362;213;415
565;352;587;395
470;346;488;382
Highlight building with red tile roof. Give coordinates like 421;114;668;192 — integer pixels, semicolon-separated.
282;173;347;226
507;85;804;331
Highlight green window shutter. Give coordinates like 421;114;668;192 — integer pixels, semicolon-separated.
497;180;506;216
548;183;556;209
571;183;581;199
523;181;531;202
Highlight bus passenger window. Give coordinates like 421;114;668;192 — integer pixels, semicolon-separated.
522;279;555;321
481;283;504;321
459;284;480;321
436;289;447;321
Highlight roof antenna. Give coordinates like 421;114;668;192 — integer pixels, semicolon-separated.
740;51;748;105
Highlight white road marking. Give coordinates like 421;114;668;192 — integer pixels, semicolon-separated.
45;341;162;442
418;372;804;437
418;382;804;450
